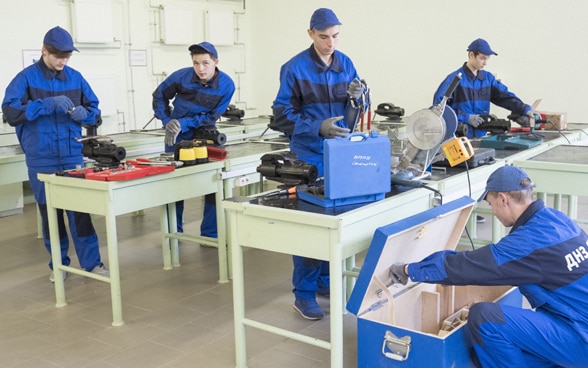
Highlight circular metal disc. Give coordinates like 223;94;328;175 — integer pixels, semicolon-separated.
406;110;446;150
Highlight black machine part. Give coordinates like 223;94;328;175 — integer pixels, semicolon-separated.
257;152;318;187
81;119;126;167
507;113;547;129
192;125;227;146
222;104;245;121
455;123;469;137
375;103;405;120
476;114;511;135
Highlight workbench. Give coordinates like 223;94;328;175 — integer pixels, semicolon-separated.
0;144;27;216
429;126;588;245
514;144;588;223
167;140;289;277
37;138;290;326
39;161;225;327
223;187;435;368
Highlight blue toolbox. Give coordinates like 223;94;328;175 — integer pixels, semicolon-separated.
480;134;542;150
297;131;391;207
347;197;522;367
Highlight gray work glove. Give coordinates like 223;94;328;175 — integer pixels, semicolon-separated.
389;263;408;285
319;116;349;139
70;106;88;123
43;95;75;113
467;114;484;128
526;110;541;122
347;78;363;100
165;119;182;146
516;115;530;127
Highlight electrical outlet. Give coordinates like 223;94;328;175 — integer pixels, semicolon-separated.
234;176;250;187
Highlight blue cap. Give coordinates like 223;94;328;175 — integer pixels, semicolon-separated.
43;26;78;52
467;38;497;56
189;42;218;59
310;8;341;30
478;166;534;201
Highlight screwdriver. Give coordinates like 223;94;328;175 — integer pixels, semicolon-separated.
262;186;297;199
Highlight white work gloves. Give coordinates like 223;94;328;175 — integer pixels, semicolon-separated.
319;116;349;139
467;114;484;128
165;119;182;146
347;79;363;100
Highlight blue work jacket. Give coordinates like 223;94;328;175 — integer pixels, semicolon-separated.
272;45;359;175
407;200;588;342
152;67;235;145
2;58;100;169
433;63;531;138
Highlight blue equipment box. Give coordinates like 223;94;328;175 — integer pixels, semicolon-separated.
480;134;542;150
347;197;522;367
298;131;390;208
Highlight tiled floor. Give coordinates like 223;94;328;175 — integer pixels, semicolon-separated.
1;192;586;367
0;196;357;368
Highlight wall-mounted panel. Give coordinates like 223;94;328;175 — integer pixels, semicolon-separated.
72;0;114;43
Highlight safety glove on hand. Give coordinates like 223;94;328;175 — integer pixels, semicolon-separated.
467;114;484;128
516;115;530;127
165;119;182;147
319;116;349;139
347;79;364;100
389;263;408;285
70;107;88;123
43;95;75;113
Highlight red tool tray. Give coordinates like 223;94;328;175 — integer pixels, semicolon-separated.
84;165;175;181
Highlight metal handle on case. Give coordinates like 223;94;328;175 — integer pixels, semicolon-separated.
381;331;411;361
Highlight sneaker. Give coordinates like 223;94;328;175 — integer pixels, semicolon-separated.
293;298;324;320
317;286;330;297
476;215;486;224
49;270;67;283
90;263;110;277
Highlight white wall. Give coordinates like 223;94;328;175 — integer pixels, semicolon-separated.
1;0;587;137
0;0;250;135
249;0;588;123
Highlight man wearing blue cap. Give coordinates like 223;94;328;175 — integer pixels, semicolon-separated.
433;38;536;140
152;42;235;237
434;38;537;224
272;8;365;320
389;165;588;367
2;26;109;282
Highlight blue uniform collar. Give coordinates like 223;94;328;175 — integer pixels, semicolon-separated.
461;62;486;81
309;44;342;73
191;68;220;89
510;199;545;233
38;57;67;81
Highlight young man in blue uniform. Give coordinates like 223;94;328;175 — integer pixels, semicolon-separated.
152;42;235;237
433;38;537;224
389;165;588;367
433;38;536;139
2;26;109;282
272;8;364;320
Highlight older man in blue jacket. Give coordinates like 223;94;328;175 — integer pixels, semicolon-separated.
389;165;588;367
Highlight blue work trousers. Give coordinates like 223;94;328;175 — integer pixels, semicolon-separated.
173;193;217;237
467;302;588;368
29;167;101;271
292;256;330;300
